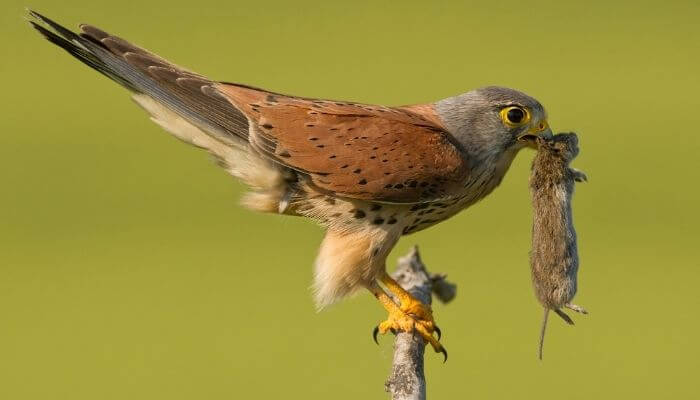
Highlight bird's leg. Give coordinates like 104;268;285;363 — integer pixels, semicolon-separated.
380;273;436;324
368;275;445;359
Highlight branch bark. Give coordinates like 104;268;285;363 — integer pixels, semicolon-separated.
384;246;457;400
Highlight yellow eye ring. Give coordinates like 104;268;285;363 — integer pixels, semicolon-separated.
500;106;531;128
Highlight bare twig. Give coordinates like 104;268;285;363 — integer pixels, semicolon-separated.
384;246;457;400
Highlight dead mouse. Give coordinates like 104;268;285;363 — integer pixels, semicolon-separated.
529;132;588;360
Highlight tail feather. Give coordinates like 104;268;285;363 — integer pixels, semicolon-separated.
29;10;294;217
28;10;248;143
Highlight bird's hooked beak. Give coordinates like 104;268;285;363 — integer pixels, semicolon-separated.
517;119;553;148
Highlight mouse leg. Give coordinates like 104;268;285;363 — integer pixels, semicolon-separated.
554;309;575;325
565;303;588;314
570;168;588;182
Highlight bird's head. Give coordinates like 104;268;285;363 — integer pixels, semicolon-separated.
436;86;553;159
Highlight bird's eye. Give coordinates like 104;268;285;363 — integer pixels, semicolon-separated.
500;106;530;127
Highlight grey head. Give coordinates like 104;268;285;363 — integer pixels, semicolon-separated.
435;86;552;161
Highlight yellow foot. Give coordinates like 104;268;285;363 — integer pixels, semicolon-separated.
370;279;447;362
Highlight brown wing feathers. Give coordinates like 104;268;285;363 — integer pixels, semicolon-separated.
217;85;469;203
28;11;248;142
30;11;470;204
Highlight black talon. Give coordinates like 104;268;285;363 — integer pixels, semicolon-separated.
372;326;380;344
434;325;442;341
439;347;448;363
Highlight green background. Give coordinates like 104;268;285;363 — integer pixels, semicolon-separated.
2;0;698;398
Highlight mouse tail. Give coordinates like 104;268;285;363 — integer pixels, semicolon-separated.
539;308;549;360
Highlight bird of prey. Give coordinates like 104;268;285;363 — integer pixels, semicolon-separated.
28;10;553;360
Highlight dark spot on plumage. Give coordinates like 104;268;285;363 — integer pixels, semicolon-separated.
306;124;315;127
390;148;396;152
410;204;429;211
382;159;388;163
336;135;344;139
353;209;366;218
387;217;397;224
329;155;337;159
251;108;260;113
370;156;377;159
330;128;339;131
372;217;385;225
353;168;362;174
278;150;291;158
335;102;345;106
309;111;318;115
408;165;414;169
316;172;330;176
262;123;273;129
394;184;404;189
361;136;368;139
373;147;379;150
370;204;382;211
316;144;325;148
372;247;380;257
384;172;391;175
353;136;360;140
404;225;419;234
345;143;352;146
384;184;393;189
341;164;349;169
393;140;399;144
309;137;319;141
347;128;355;131
358;179;367;185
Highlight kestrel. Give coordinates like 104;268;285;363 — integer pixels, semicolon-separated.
29;11;553;360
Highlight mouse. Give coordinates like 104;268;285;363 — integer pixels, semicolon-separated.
529;132;588;360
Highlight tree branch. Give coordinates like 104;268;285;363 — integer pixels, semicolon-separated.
384;246;457;400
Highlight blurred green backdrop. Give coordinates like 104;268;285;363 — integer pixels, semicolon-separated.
2;0;699;398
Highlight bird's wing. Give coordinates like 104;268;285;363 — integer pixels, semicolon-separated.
29;11;469;204
217;84;470;203
28;11;249;146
